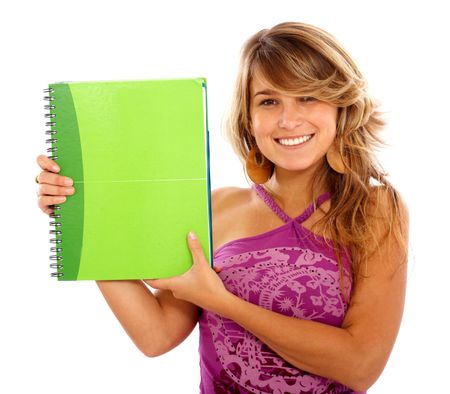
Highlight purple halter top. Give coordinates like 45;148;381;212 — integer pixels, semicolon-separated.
198;184;359;394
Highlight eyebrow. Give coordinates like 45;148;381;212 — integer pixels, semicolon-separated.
253;89;278;97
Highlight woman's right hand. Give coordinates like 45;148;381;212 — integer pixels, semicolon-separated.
36;154;75;215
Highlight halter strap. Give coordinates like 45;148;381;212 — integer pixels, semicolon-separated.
253;184;331;224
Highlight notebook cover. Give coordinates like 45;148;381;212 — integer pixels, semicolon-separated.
48;78;211;280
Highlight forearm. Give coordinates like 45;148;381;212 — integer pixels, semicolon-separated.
216;291;363;389
96;280;181;356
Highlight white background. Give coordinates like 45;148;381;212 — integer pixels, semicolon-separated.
1;0;449;392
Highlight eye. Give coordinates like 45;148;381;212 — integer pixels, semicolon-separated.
259;99;277;106
298;96;316;103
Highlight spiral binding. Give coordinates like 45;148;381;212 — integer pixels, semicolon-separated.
44;87;63;278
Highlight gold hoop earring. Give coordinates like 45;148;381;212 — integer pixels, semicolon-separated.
326;143;346;174
245;147;274;184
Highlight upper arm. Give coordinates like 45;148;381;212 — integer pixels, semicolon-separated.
155;289;200;352
341;188;409;386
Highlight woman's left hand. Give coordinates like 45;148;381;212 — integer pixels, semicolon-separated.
145;232;228;312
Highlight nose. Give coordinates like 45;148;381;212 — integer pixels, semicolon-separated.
278;102;304;130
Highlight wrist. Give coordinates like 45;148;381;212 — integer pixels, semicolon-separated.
206;288;239;318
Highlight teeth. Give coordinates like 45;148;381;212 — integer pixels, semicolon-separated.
278;135;313;146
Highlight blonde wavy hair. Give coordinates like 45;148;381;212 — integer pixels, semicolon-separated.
225;22;408;282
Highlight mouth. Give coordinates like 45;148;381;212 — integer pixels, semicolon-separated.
275;134;314;147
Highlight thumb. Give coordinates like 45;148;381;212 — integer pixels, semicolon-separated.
187;231;207;264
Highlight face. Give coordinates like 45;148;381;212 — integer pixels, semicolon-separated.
249;72;338;174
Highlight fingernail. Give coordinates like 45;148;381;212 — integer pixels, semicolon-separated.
66;187;75;194
56;196;66;203
63;177;73;186
52;166;60;172
188;231;197;240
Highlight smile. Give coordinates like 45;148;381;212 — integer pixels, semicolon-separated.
276;134;314;146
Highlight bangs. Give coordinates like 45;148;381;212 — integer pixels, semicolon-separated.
248;36;359;105
251;38;335;92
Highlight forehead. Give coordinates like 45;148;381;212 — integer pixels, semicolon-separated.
250;72;270;91
250;72;284;95
250;71;305;98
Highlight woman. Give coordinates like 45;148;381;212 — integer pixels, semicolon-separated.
36;22;408;393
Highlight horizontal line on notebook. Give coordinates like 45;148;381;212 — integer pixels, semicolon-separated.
73;178;207;184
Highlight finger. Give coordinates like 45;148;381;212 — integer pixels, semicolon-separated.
37;195;66;214
38;171;73;187
37;183;75;197
42;207;55;215
213;266;222;273
37;154;60;173
145;278;171;290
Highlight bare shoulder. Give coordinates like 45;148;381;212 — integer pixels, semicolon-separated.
210;186;254;252
362;185;409;278
211;186;252;214
367;185;409;226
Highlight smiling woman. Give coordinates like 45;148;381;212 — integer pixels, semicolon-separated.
249;72;339;173
36;21;408;394
226;22;405;280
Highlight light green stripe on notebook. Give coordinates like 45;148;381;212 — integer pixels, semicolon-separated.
49;78;211;280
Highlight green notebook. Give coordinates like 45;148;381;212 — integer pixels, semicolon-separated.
44;78;212;281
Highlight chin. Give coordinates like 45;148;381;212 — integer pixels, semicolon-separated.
274;158;324;174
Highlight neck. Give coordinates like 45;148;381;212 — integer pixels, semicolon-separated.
263;160;328;212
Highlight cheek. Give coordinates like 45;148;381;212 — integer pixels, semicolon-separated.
314;106;338;134
250;112;271;137
326;105;338;126
312;109;338;149
320;122;337;146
